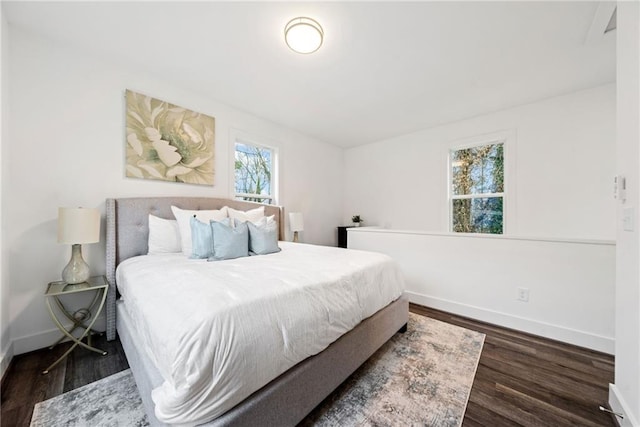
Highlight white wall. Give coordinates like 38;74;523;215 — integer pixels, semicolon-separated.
5;25;344;355
343;79;616;358
609;2;640;426
0;4;12;378
349;229;615;353
344;84;616;241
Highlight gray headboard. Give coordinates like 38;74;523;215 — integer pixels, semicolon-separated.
105;196;284;340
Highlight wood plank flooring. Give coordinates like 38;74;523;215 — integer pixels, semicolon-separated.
1;305;616;426
1;334;128;427
410;304;617;427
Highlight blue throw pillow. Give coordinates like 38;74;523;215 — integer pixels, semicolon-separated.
189;216;214;259
209;220;249;261
247;220;280;255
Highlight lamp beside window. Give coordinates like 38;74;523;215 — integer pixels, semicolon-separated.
58;207;100;284
289;212;304;243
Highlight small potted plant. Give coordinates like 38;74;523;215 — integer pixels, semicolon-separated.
352;215;363;227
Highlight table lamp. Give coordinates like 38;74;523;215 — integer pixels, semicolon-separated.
58;207;100;284
289;212;304;243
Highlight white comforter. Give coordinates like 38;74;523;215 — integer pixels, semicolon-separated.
116;242;404;426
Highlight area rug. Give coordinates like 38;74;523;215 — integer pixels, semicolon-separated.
30;313;484;427
30;369;148;427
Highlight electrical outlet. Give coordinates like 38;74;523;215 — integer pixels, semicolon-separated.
517;287;529;302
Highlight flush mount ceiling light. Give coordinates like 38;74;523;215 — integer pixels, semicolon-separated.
284;17;324;54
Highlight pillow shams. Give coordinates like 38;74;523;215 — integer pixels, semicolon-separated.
248;217;280;255
227;206;265;224
209;220;249;261
171;205;228;257
148;215;181;254
190;216;214;259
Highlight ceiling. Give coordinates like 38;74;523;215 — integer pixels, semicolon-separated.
3;1;615;148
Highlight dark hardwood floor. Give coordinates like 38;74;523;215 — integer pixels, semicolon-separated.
1;305;616;426
1;334;128;427
411;304;616;427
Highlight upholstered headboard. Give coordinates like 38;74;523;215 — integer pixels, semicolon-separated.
104;196;284;340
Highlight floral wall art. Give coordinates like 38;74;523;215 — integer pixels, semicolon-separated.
125;90;215;185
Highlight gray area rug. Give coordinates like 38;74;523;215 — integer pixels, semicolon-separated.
31;313;484;427
30;369;148;427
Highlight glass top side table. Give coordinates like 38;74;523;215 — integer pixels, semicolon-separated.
42;275;109;374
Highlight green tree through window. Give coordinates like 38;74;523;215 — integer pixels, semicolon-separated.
234;142;274;204
451;142;504;233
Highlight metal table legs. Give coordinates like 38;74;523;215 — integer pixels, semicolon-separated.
42;287;108;374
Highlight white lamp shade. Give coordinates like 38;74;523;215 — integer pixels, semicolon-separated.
58;207;100;244
289;212;304;232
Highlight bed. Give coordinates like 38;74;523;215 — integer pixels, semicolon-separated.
105;196;408;426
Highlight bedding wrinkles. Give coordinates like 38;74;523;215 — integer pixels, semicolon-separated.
116;242;404;425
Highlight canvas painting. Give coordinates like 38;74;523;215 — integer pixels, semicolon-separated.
125;90;215;185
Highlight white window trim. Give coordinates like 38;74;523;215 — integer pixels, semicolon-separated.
451;192;504;200
229;128;279;205
445;130;517;234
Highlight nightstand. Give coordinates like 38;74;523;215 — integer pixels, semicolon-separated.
42;275;109;374
337;226;354;248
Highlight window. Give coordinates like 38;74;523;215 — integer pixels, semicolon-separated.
234;141;276;204
450;142;504;234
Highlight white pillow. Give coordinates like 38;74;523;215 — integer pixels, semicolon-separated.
253;215;276;227
227;206;266;225
171;205;228;257
148;215;181;254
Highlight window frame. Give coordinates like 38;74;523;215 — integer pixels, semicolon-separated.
231;130;279;205
447;131;513;234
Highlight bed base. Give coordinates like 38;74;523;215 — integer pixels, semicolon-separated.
118;296;409;426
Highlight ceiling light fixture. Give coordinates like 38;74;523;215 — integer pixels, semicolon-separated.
284;17;324;54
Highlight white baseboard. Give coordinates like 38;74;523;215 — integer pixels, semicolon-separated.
609;383;640;427
0;341;13;381
406;291;615;354
13;326;72;355
12;314;106;355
